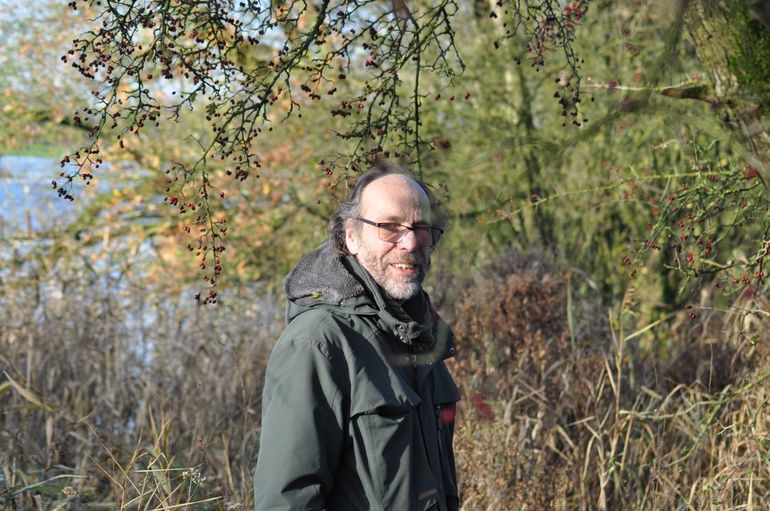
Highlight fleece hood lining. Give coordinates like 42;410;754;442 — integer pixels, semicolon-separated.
283;241;454;358
284;242;366;306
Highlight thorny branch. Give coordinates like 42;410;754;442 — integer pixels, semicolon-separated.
60;0;590;300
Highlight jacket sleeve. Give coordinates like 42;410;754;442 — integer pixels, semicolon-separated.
254;329;346;511
435;362;461;511
442;409;460;511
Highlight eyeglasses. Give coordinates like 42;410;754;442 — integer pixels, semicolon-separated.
356;217;443;246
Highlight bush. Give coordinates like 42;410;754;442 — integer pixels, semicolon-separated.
449;250;770;509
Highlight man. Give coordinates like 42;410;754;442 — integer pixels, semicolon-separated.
254;162;460;510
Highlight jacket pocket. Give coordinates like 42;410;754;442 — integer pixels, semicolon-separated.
351;401;416;510
349;365;421;510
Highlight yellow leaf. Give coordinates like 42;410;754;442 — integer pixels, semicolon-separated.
2;371;54;412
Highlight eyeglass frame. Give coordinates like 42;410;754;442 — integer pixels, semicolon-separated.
355;217;443;247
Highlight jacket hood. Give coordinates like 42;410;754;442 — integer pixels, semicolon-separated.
284;241;367;309
284;241;456;361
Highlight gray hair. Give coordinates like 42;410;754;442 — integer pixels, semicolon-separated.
328;161;450;253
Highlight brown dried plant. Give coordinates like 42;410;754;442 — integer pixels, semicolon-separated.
2;246;768;509
449;250;769;510
0;255;278;509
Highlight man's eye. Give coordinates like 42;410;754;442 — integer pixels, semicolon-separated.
379;223;404;233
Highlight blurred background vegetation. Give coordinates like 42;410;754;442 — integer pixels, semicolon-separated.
1;0;768;509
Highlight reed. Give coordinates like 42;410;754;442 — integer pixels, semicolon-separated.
1;251;767;509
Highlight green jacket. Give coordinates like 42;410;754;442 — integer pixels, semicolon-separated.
254;242;460;511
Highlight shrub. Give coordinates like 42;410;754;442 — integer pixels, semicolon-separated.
449;250;770;509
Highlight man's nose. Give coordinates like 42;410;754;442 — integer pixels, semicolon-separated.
396;228;420;250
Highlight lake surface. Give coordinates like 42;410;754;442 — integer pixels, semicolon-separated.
0;155;79;236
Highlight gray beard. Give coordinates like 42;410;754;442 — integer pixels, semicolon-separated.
357;253;429;301
380;278;422;301
351;231;431;301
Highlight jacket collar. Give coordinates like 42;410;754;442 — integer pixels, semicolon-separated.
284;241;456;361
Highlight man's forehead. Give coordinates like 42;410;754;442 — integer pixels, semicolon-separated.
360;174;428;203
359;174;431;218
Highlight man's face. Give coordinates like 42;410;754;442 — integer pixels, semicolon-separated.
344;174;433;300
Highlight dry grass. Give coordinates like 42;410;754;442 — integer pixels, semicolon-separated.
449;251;770;510
1;255;279;509
1;249;768;509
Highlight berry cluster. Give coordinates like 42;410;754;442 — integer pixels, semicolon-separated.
624;143;768;318
490;0;591;127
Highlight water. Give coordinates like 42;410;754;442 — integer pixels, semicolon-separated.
0;155;78;236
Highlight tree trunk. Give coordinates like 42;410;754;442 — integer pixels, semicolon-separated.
684;0;770;169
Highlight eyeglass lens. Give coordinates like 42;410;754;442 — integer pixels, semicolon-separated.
378;224;438;245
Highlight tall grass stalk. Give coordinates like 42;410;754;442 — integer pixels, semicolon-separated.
2;249;767;509
450;252;769;509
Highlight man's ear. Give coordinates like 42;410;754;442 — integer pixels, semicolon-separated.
344;222;360;255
